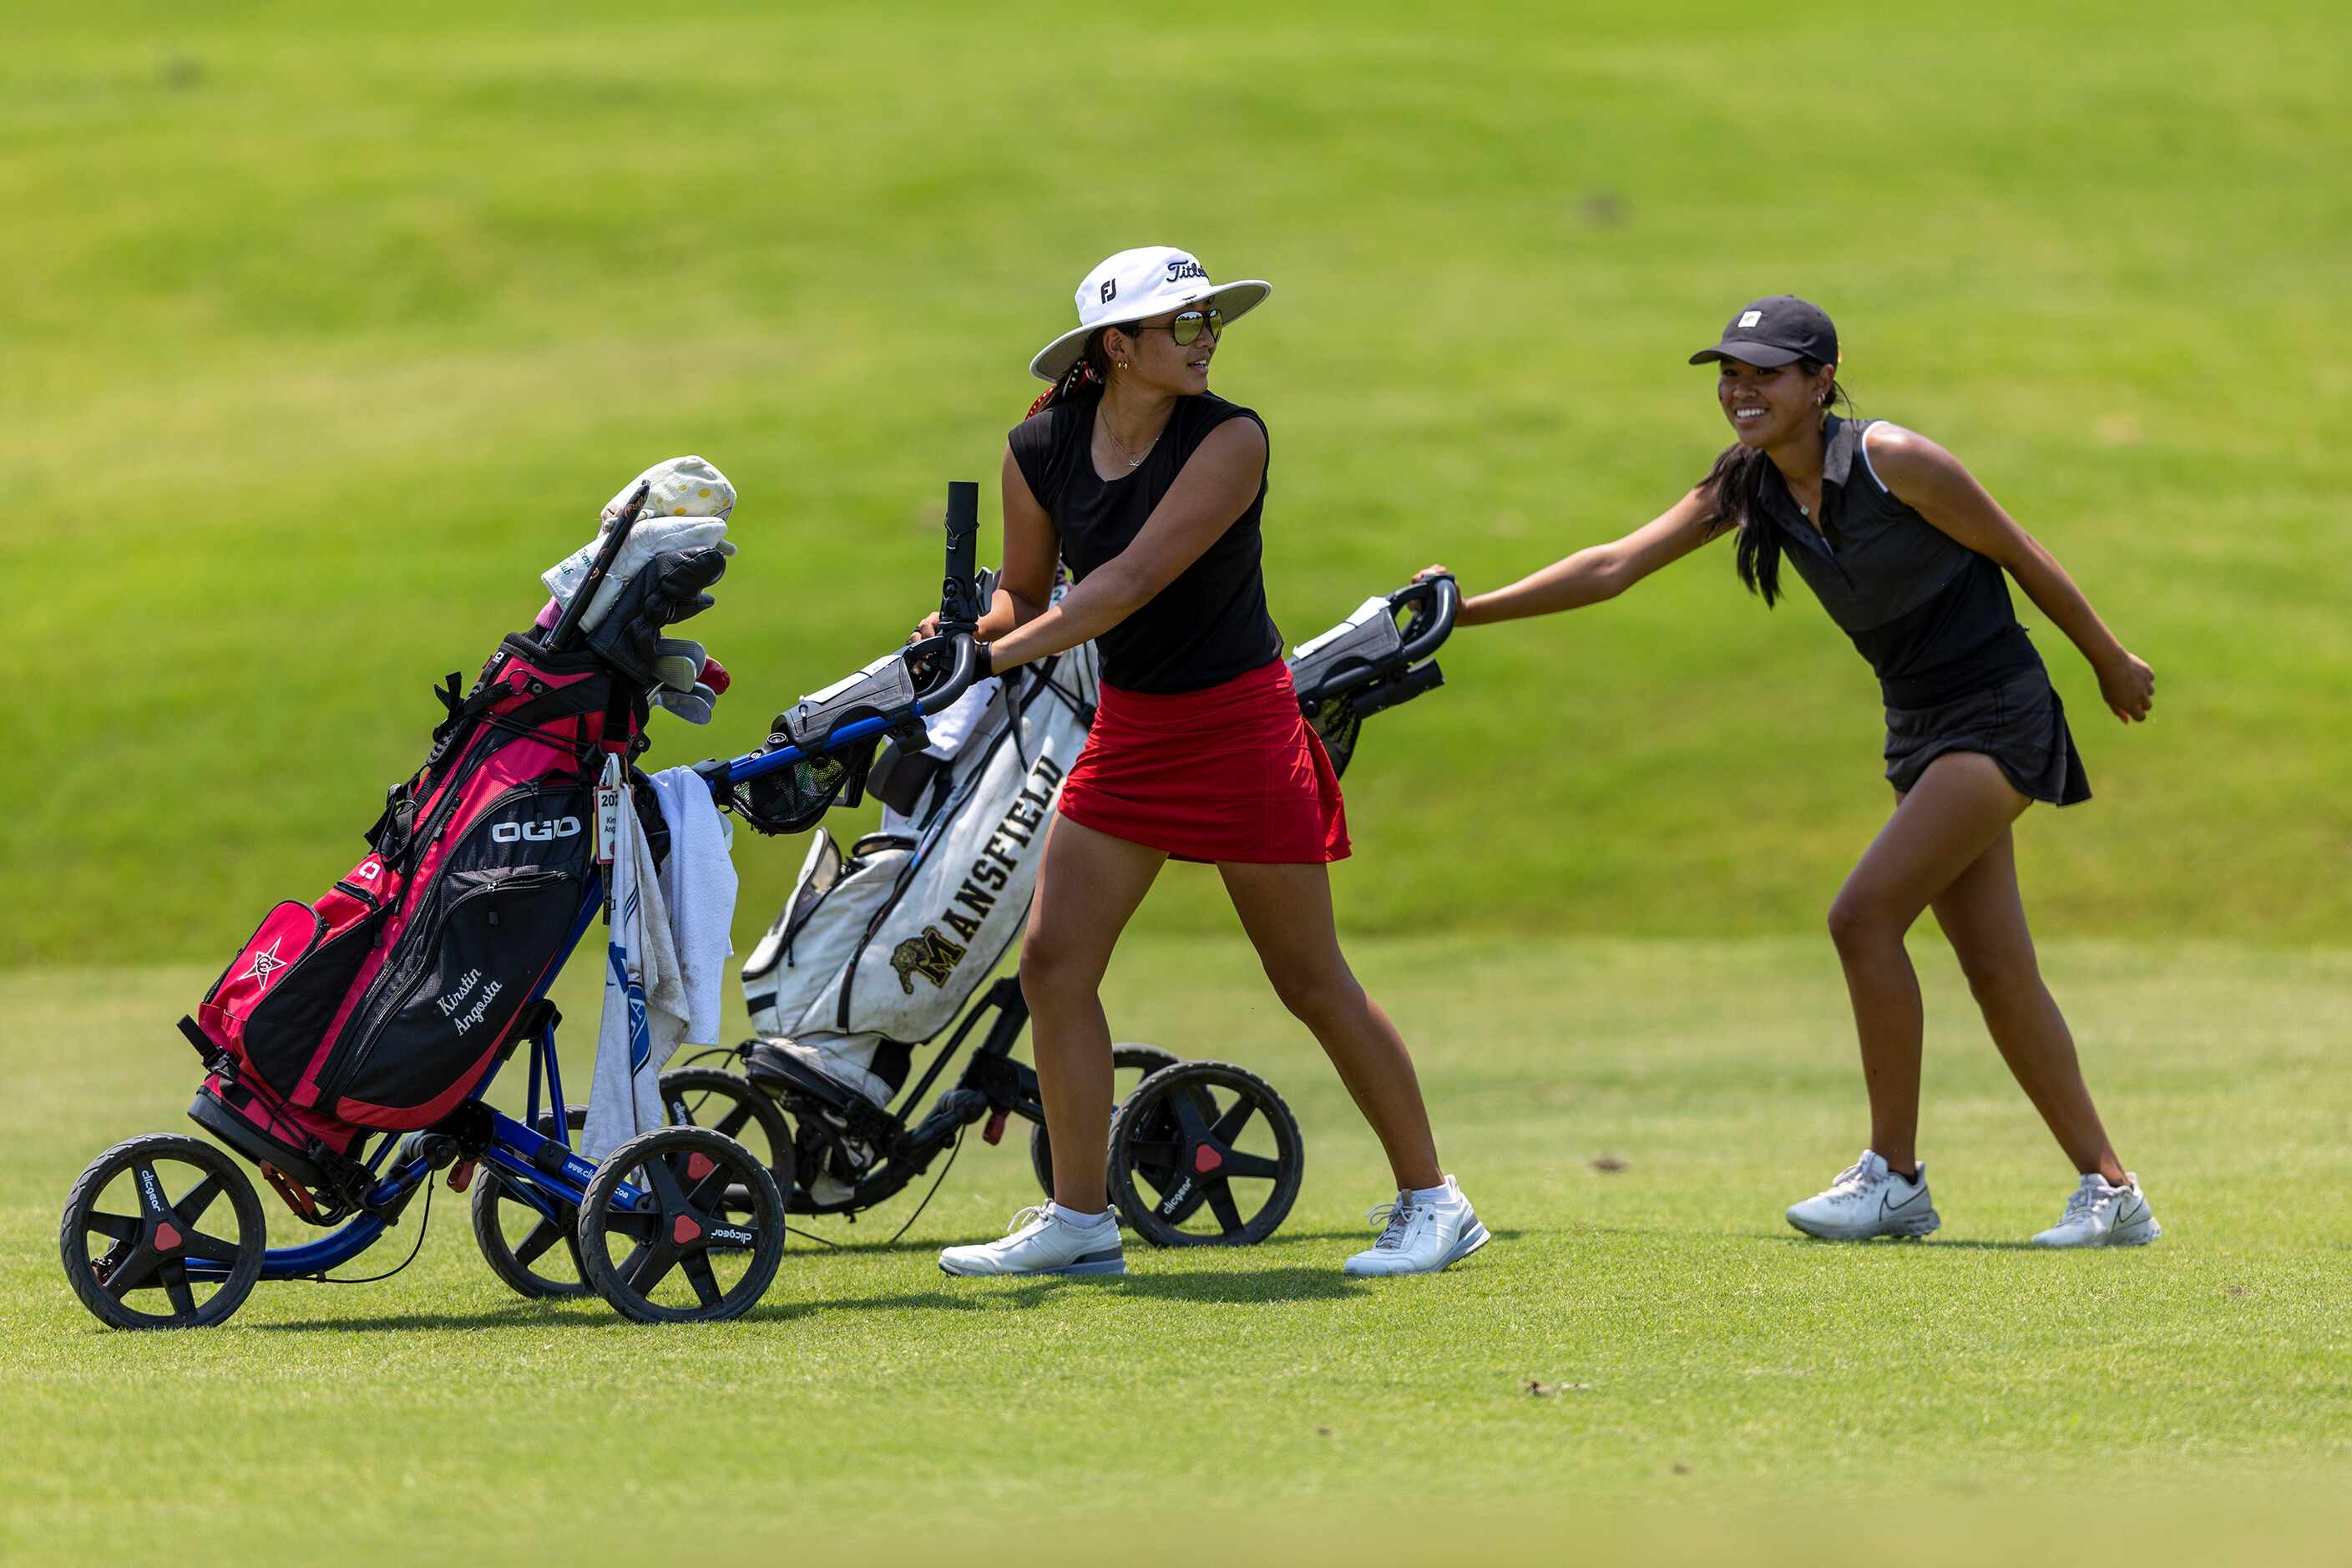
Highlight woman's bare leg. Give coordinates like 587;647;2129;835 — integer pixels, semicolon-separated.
1929;827;2129;1183
1021;817;1167;1212
1217;861;1443;1191
1827;752;2031;1173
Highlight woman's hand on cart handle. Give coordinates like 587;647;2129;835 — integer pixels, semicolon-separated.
907;629;984;712
1416;564;1493;627
1396;572;1460;660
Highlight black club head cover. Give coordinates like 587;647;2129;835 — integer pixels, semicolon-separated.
586;546;729;685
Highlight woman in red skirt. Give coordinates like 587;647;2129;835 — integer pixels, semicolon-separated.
933;246;1486;1279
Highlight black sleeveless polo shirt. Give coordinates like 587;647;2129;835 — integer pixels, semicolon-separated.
1756;415;2042;707
1008;389;1283;695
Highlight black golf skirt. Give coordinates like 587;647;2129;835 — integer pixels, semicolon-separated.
1884;667;2092;806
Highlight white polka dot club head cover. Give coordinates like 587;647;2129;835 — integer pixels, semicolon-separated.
603;455;736;526
544;456;741;630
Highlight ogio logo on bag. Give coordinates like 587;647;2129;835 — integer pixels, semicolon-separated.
891;927;968;994
491;817;583;844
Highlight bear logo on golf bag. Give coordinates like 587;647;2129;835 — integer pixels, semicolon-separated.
891;926;968;994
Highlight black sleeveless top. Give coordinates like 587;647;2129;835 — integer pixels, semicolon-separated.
1008;389;1283;695
1756;415;2043;707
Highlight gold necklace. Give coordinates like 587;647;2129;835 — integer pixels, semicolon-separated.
1100;409;1162;469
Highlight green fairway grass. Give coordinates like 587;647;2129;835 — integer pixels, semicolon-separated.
6;3;2348;1562
3;0;2349;965
5;935;2347;1565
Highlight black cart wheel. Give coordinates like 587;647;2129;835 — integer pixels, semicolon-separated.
470;1105;592;1300
660;1067;794;1195
575;1126;785;1324
1031;1043;1181;1201
59;1134;268;1330
1108;1060;1303;1248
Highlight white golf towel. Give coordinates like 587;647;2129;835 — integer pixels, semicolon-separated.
583;766;741;1161
649;764;737;1046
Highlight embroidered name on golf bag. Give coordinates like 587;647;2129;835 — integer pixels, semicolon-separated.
190;635;645;1147
741;640;1097;1050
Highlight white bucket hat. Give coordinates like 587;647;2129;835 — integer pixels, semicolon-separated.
1029;245;1272;383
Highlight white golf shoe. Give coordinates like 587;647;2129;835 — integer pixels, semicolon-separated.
1343;1176;1490;1277
1784;1149;1940;1241
938;1204;1127;1278
2031;1173;2162;1248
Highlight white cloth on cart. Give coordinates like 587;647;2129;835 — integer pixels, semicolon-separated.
880;674;1001;835
649;765;737;1046
584;771;678;1161
584;766;741;1161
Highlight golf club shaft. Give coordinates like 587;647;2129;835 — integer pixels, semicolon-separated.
545;479;652;653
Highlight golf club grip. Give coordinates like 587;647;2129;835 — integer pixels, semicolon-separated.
544;479;652;653
941;480;979;625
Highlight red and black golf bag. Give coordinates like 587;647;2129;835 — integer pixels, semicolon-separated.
181;634;648;1206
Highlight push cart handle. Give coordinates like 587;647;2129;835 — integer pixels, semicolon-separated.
908;631;980;714
939;480;983;630
919;478;986;710
1394;573;1459;664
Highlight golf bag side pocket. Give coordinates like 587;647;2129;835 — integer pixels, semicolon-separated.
315;778;597;1127
197;864;397;1101
325;867;582;1125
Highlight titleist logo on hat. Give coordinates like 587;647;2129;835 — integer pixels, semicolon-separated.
1075;248;1222;331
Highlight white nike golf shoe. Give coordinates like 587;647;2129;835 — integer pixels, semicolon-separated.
2031;1173;2162;1248
1784;1149;1941;1241
938;1204;1127;1278
1343;1176;1490;1277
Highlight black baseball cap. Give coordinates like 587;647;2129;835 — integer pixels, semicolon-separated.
1688;295;1839;368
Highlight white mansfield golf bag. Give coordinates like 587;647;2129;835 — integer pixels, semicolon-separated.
739;631;1100;1109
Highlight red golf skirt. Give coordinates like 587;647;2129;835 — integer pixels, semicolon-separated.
1057;659;1350;864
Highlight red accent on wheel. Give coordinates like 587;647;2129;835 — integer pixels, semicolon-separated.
153;1222;183;1251
685;1153;716;1181
673;1215;703;1245
1193;1145;1224;1174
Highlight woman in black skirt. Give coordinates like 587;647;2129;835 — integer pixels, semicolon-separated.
1425;296;2162;1247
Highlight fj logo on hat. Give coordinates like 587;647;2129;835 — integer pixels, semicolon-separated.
1100;280;1116;304
1738;310;1763;328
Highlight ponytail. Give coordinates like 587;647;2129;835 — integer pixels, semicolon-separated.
1025;357;1100;418
1022;325;1125;419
